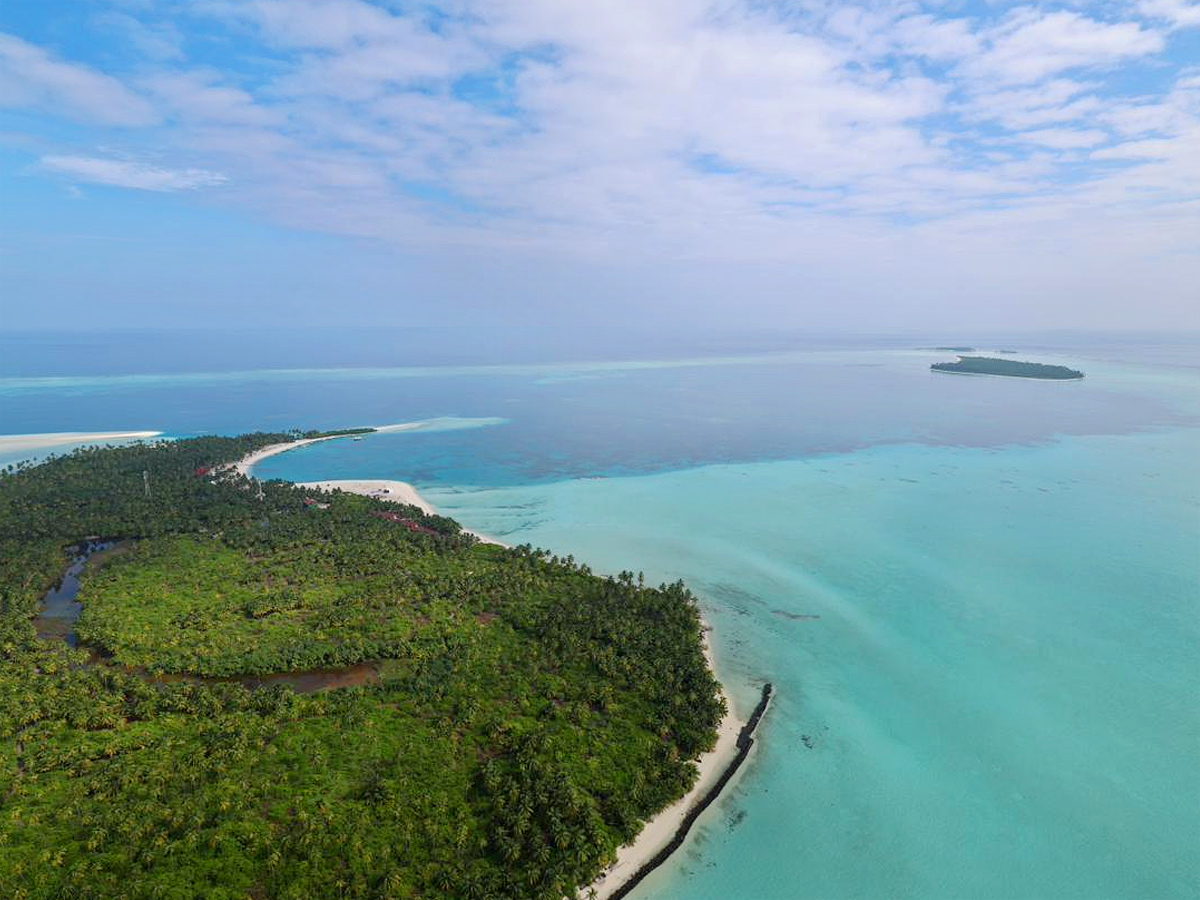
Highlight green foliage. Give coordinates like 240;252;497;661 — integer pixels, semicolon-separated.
299;427;377;438
0;435;723;899
931;356;1085;379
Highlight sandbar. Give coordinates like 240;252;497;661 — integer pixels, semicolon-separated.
298;479;504;546
0;430;162;455
233;433;356;476
232;422;436;478
233;433;503;545
297;478;435;513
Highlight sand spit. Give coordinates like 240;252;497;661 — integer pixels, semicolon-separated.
231;431;504;545
297;478;434;514
298;479;505;546
0;430;163;456
233;422;436;477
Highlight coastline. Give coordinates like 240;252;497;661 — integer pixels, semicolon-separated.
231;432;356;476
234;432;756;895
234;432;504;545
296;479;436;514
298;479;504;546
0;430;163;456
603;680;773;900
930;369;1084;380
584;625;759;900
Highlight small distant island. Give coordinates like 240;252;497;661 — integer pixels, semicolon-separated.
932;356;1084;380
933;345;975;352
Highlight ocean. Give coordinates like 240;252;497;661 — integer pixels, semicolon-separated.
2;328;1197;899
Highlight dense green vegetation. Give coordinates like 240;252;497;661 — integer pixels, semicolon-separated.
931;356;1084;379
0;435;723;899
303;427;377;438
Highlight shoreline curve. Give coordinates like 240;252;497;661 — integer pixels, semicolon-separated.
232;429;758;898
604;682;773;900
232;429;506;543
0;430;163;456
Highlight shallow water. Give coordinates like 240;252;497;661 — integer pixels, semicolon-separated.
422;429;1200;899
35;540;116;645
5;330;1199;898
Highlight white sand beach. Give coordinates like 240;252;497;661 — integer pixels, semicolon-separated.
584;626;748;899
232;422;435;478
232;434;352;476
234;430;747;892
0;430;162;455
296;479;435;514
297;479;505;546
232;433;504;545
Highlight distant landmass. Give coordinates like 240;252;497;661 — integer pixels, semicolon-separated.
933;346;975;352
931;356;1085;380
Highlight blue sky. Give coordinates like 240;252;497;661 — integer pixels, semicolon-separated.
1;0;1198;330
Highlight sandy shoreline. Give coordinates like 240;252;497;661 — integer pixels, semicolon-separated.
232;422;435;477
232;433;356;476
234;430;748;894
584;625;748;899
0;430;162;455
236;434;504;545
297;479;436;514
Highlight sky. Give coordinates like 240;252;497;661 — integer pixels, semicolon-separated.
0;0;1197;331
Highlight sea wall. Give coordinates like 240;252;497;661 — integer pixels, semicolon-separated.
608;681;774;900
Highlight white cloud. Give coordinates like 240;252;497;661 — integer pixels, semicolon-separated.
1017;127;1110;148
141;71;282;126
892;15;981;61
95;11;184;60
0;33;156;126
959;79;1103;130
964;9;1164;85
40;155;228;191
225;0;425;50
2;1;1198;323
1138;0;1200;29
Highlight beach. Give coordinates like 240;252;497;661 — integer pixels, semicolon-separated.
0;430;162;456
584;626;750;900
232;433;356;476
235;431;752;895
235;432;506;545
296;479;436;514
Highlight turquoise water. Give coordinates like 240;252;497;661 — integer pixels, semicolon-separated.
421;430;1200;899
2;331;1198;898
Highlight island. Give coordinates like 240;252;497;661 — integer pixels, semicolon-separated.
931;356;1084;380
0;432;767;900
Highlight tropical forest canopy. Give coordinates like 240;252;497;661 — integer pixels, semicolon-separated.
0;434;723;900
930;356;1085;379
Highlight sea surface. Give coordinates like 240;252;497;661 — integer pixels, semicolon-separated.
2;328;1198;899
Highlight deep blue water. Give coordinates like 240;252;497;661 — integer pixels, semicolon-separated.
2;330;1197;483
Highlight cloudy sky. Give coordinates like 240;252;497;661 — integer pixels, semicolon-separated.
1;0;1197;330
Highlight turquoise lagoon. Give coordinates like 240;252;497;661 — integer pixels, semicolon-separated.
2;332;1198;898
421;429;1200;899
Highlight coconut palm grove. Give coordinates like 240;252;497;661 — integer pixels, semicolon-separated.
0;434;724;900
